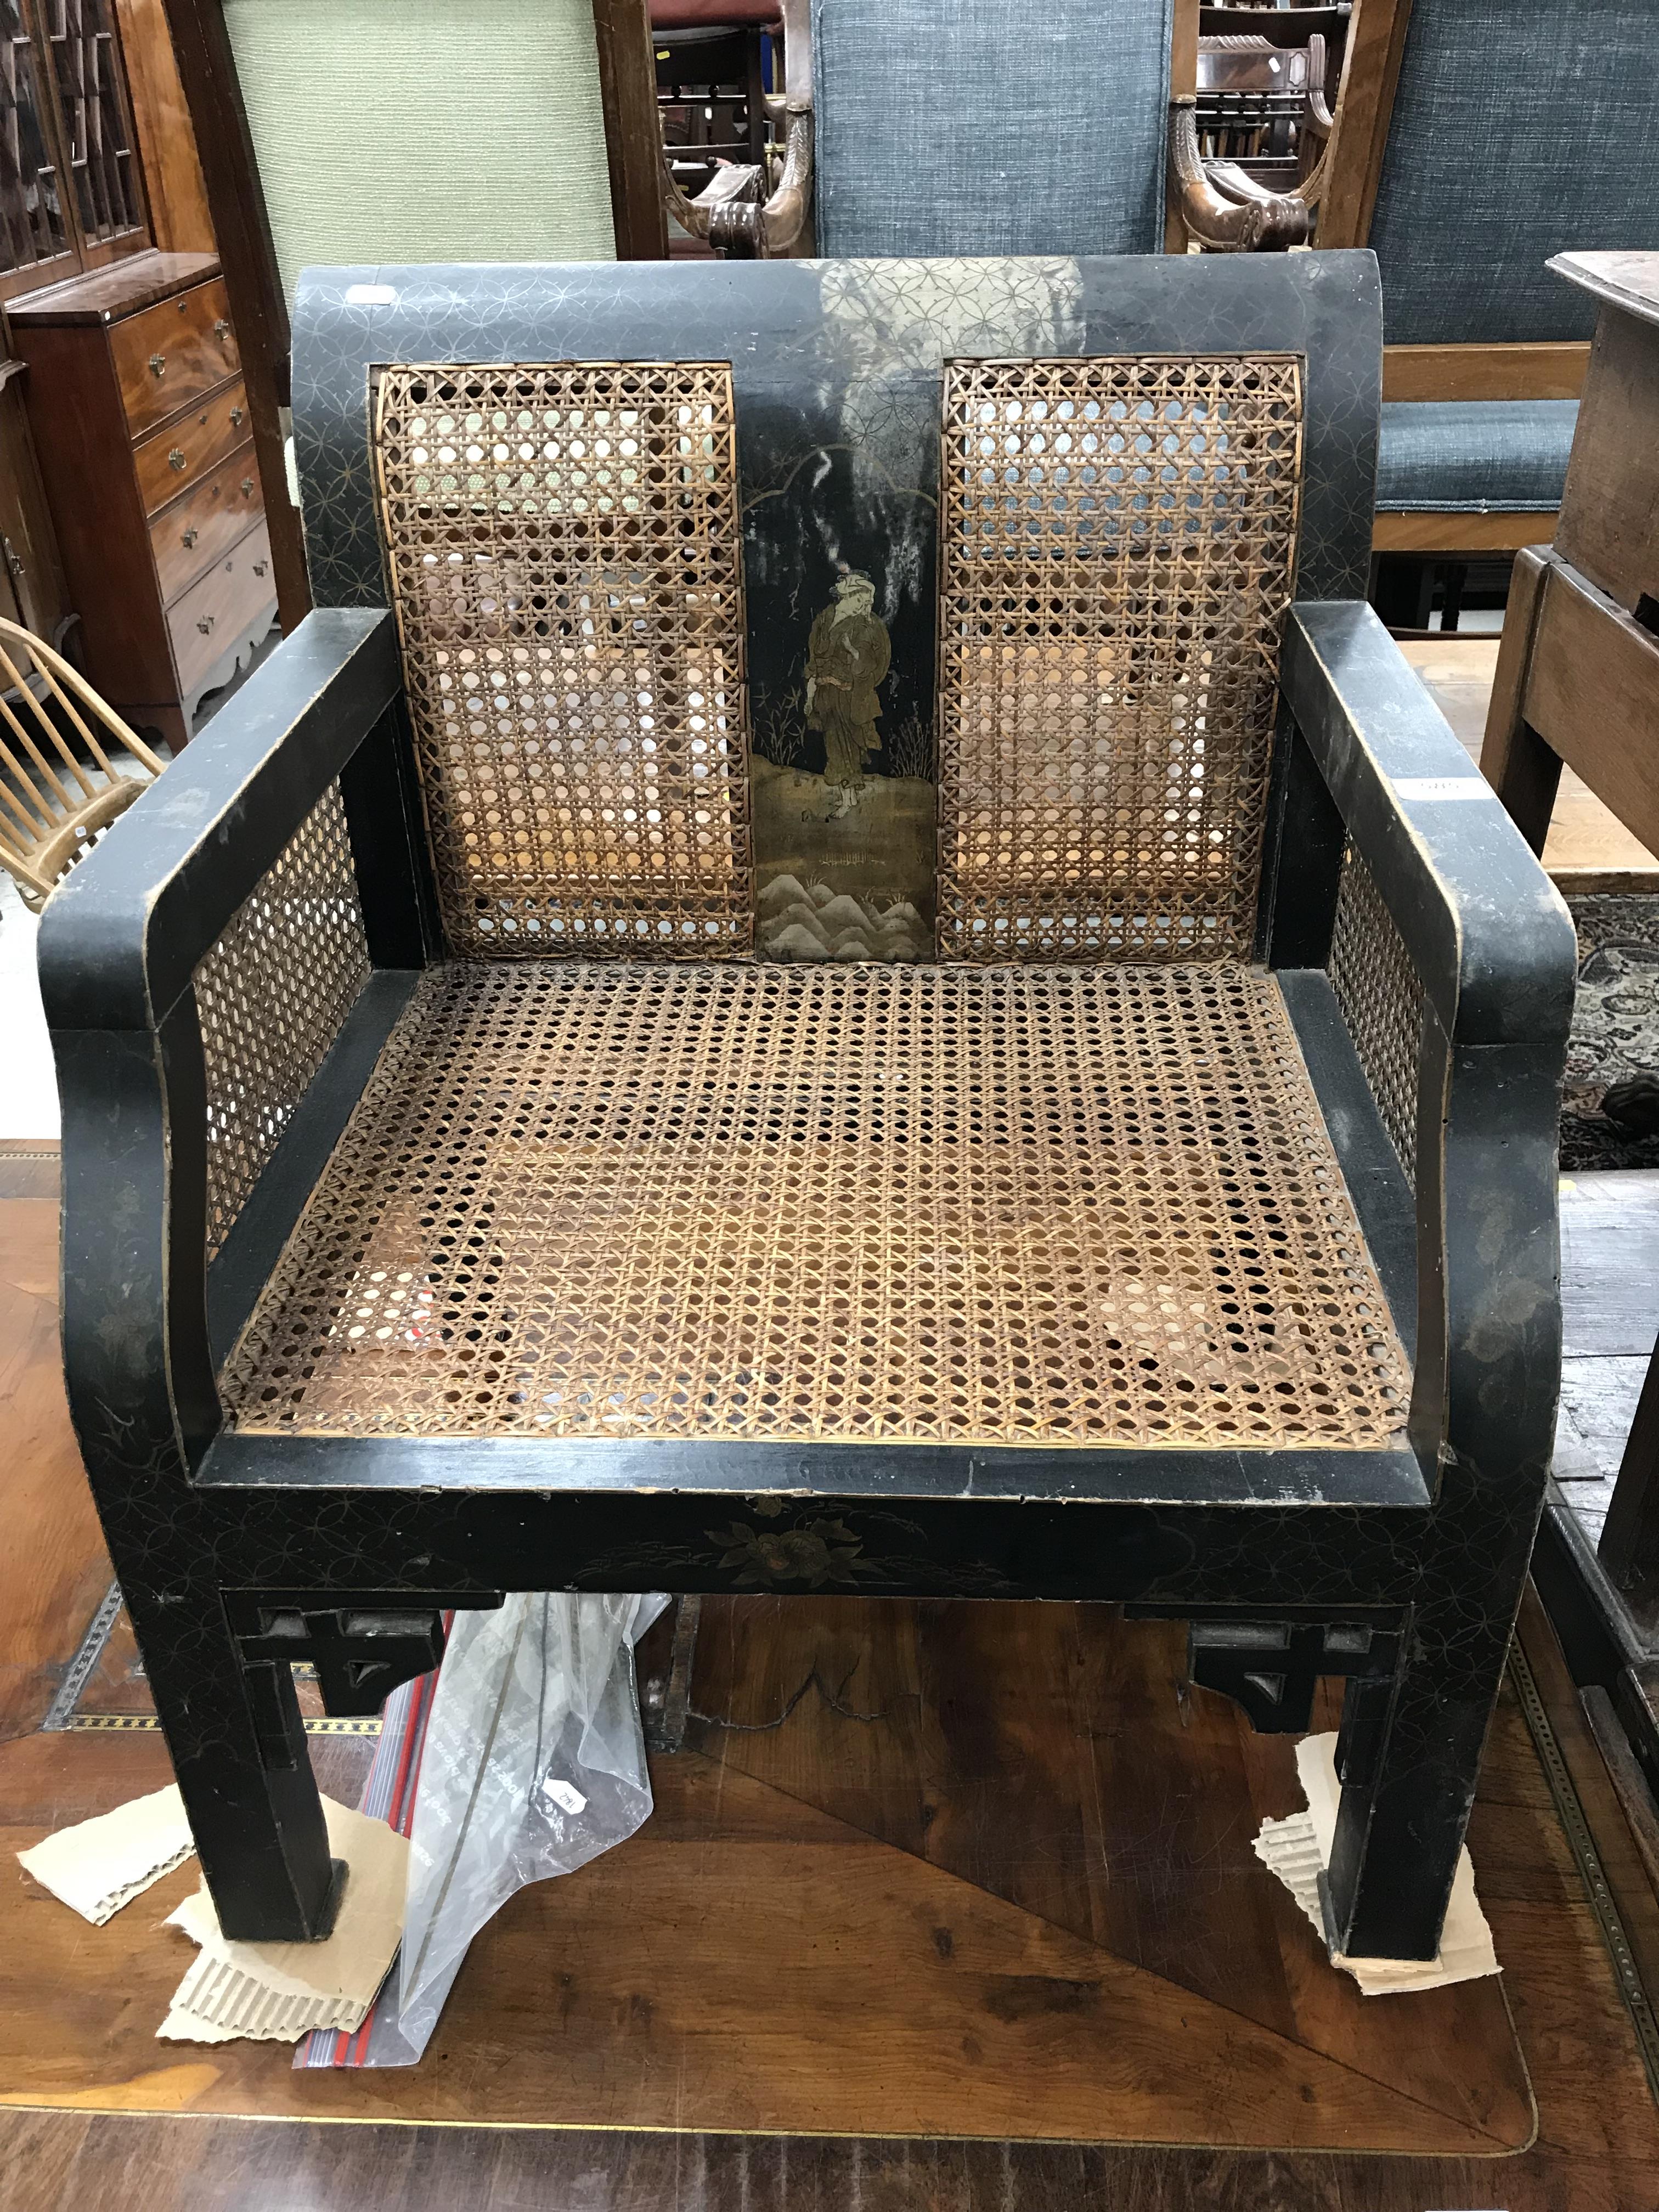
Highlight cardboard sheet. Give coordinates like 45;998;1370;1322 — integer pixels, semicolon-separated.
1254;1733;1500;1996
17;1784;195;1925
159;1795;408;2044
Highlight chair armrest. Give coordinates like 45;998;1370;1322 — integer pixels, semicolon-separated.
1167;100;1310;250
38;608;401;1038
40;608;404;1487
1280;600;1575;1505
1279;600;1575;1050
661;0;812;256
1207;149;1331;213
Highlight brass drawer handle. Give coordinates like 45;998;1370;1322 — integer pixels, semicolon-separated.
252;560;268;578
240;476;255;496
230;405;245;427
148;351;166;377
197;615;216;635
168;447;187;471
213;318;231;341
181;526;199;549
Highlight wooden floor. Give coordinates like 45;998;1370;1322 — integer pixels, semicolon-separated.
3;1155;1659;2203
0;1148;109;1743
1556;1173;1659;1548
1401;636;1659;893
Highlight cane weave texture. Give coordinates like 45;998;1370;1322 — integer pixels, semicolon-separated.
1328;844;1421;1182
936;356;1302;963
195;783;370;1260
220;960;1409;1449
373;362;753;958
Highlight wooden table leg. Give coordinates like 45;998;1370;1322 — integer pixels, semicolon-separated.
1481;542;1564;856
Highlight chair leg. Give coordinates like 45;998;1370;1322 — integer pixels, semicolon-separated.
1322;1593;1508;1961
1369;553;1436;632
1480;542;1561;856
1597;1330;1659;1593
128;1587;342;1943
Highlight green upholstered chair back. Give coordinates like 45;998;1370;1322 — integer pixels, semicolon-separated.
1367;0;1659;345
220;0;617;307
811;0;1175;259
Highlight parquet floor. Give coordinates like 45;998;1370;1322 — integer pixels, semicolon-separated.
3;1149;1659;2207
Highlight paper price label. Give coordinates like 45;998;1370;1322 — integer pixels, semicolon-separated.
1392;777;1489;801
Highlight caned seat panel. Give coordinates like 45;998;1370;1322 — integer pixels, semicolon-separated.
373;362;753;958
936;356;1302;963
221;961;1409;1451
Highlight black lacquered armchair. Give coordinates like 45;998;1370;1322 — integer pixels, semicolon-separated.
41;251;1574;1967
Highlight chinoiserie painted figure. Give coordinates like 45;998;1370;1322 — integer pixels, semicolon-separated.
805;570;891;815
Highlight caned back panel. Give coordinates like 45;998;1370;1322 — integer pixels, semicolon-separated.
373;362;753;957
936;356;1302;963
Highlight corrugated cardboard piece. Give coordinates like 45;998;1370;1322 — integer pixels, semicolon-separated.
159;1796;408;2044
1255;1733;1499;1996
17;1784;195;1925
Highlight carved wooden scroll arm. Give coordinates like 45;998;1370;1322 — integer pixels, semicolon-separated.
1168;98;1311;250
660;0;813;258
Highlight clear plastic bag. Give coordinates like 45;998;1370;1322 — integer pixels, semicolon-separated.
391;1591;667;2058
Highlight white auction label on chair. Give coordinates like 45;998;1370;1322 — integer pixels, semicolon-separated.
1392;777;1491;800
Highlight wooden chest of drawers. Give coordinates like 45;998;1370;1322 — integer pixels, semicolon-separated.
8;250;279;750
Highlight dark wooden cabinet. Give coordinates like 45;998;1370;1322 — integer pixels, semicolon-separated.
7;247;277;747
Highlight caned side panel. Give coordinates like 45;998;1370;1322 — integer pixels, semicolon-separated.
194;782;370;1259
1328;843;1424;1185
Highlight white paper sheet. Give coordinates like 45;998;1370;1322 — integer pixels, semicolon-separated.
1254;1733;1499;1996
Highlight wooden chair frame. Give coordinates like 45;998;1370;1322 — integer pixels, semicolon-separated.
37;251;1576;1977
1482;259;1659;1747
157;0;676;635
1311;0;1591;559
658;0;812;256
1194;30;1334;195
0;618;163;911
1166;0;1319;250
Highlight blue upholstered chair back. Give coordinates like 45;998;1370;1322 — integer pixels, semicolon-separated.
1368;0;1659;345
812;0;1174;258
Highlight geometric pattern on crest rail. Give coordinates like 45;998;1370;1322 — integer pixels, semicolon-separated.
936;356;1303;963
1328;842;1422;1186
220;960;1410;1450
194;781;370;1260
373;363;754;958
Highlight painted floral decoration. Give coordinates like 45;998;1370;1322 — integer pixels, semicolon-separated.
703;1515;876;1589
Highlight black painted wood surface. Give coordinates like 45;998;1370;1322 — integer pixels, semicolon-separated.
36;255;1578;1968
